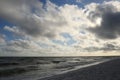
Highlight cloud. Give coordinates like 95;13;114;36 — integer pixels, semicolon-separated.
4;26;26;37
0;34;5;43
1;0;120;56
0;39;44;56
83;42;120;52
0;0;67;39
0;0;93;41
87;1;120;39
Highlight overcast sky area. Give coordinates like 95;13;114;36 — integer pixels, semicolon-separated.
1;0;120;56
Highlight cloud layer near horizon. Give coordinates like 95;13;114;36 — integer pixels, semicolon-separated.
1;0;120;56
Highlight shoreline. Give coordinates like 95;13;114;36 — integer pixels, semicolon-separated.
39;58;112;80
39;58;120;80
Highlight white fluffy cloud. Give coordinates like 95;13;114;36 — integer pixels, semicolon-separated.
0;0;68;39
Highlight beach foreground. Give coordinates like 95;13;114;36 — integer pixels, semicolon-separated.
40;58;120;80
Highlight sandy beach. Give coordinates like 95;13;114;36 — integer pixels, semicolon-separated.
40;58;120;80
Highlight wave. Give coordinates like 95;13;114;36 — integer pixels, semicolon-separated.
0;57;114;79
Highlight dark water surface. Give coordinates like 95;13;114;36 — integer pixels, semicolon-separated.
0;57;116;80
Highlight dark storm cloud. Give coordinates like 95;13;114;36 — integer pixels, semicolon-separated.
88;4;116;22
88;3;120;39
89;12;120;39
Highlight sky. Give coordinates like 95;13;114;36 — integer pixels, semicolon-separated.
1;0;120;56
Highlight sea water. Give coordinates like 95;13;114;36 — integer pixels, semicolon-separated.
0;57;113;80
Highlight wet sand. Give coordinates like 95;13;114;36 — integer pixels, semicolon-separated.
40;58;120;80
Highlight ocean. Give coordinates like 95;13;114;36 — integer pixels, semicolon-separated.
0;57;115;80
